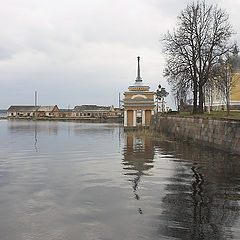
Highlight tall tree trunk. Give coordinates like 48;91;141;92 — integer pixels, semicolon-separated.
193;81;198;114
226;91;230;116
198;84;204;114
227;102;230;116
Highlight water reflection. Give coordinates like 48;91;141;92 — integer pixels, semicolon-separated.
7;120;59;135
122;133;155;214
1;121;240;239
122;133;240;239
34;122;38;152
156;141;240;240
8;121;59;152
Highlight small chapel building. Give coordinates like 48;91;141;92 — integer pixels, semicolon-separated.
123;57;155;127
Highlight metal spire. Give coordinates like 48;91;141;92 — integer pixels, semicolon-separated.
136;56;142;82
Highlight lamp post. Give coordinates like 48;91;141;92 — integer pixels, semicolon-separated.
155;85;169;113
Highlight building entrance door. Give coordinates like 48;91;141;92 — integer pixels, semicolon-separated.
136;110;142;126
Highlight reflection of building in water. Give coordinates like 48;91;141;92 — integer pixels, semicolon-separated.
157;141;240;240
8;121;59;135
122;133;155;214
8;121;59;151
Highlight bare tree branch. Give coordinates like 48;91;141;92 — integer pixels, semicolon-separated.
162;1;234;114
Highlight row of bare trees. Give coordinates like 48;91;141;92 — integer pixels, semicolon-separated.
162;1;238;114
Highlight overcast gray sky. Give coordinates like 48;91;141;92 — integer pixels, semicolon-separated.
0;0;239;109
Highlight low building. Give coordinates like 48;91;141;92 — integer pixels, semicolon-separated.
228;55;240;109
73;105;117;118
36;105;59;117
7;105;121;119
7;105;59;117
210;52;240;111
54;109;73;118
7;106;39;117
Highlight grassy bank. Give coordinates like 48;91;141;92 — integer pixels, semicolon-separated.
124;127;168;139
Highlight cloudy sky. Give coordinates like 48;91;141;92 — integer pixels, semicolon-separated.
0;0;239;109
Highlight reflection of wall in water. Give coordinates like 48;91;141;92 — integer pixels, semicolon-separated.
7;121;59;135
8;121;59;152
122;134;155;214
156;140;240;240
123;134;155;174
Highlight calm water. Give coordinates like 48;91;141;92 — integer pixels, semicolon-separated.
0;120;240;240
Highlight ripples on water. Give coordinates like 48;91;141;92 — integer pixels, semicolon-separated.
0;120;240;239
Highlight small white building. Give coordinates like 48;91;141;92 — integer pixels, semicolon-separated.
123;57;155;127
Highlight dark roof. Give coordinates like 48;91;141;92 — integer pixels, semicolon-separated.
74;105;111;111
58;109;73;112
7;105;58;112
38;106;58;111
7;106;40;112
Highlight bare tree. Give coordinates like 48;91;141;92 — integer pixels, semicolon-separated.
171;78;190;111
162;1;234;114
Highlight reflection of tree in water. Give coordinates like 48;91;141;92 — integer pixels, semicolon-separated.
122;133;155;214
156;140;240;240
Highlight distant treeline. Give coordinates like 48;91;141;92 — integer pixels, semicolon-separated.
0;110;7;117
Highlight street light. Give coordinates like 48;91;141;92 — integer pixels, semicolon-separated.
155;85;169;112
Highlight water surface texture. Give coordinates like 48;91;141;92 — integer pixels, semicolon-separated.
0;120;240;240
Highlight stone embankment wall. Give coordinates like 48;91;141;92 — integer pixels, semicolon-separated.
151;116;240;155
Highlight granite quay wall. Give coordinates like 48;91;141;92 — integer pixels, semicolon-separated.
151;115;240;155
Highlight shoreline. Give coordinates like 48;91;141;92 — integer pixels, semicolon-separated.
151;115;240;155
1;116;123;123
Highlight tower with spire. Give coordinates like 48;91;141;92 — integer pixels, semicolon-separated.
123;57;155;127
136;56;142;82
